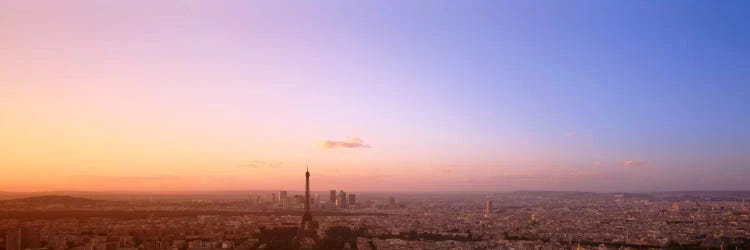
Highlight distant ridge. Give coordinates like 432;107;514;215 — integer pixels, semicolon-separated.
0;195;106;206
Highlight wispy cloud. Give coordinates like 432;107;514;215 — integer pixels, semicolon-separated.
69;175;183;182
564;131;592;138
238;161;283;168
467;174;546;183
593;161;603;167
623;160;649;168
431;166;454;174
320;137;371;149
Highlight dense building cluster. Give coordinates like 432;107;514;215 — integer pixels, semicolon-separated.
271;189;360;210
1;191;749;250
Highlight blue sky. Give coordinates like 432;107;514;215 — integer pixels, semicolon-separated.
2;1;749;191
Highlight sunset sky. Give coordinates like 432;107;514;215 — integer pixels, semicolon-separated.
2;1;749;192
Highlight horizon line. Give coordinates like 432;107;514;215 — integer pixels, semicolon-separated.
3;189;750;195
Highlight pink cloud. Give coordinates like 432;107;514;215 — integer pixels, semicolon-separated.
564;131;592;138
239;161;283;168
320;137;371;149
623;160;649;168
69;175;183;182
431;166;454;174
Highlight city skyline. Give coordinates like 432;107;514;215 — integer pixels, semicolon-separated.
2;1;750;192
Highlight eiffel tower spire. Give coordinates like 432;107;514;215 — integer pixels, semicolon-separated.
297;166;318;249
305;165;310;215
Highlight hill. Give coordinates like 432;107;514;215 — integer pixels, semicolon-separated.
0;195;107;206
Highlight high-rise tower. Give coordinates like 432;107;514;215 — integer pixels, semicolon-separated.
5;225;41;250
485;200;493;217
279;190;288;208
304;167;310;214
329;190;336;203
339;190;347;208
348;194;356;205
296;166;318;249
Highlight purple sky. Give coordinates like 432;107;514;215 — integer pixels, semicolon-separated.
2;1;749;192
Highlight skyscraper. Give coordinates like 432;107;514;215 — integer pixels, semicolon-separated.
485;200;492;216
279;191;288;208
296;166;318;249
348;194;356;205
5;225;41;250
313;194;320;209
329;190;336;203
5;228;19;250
339;190;347;208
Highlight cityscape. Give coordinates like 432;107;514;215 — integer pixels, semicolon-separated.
3;0;750;250
1;169;749;249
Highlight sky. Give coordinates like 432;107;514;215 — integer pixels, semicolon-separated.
1;1;749;192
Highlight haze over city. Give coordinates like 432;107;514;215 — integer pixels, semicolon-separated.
2;1;749;193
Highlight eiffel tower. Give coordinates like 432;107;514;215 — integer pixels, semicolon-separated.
296;166;318;249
